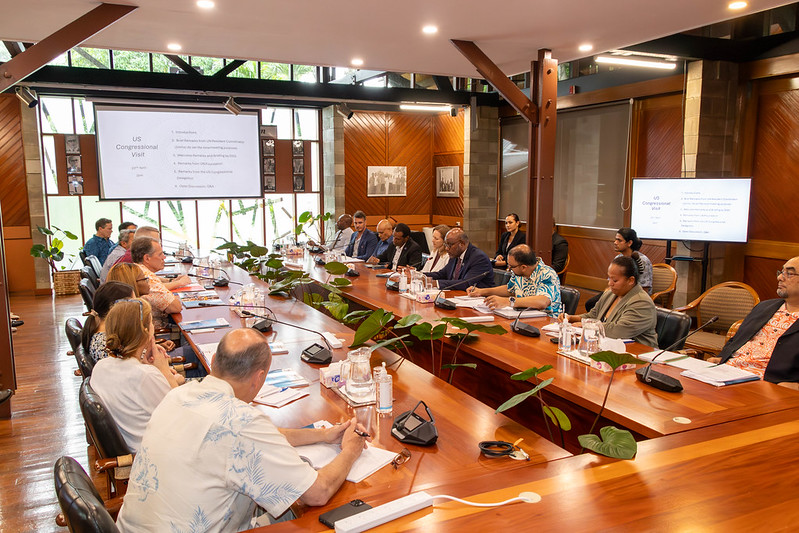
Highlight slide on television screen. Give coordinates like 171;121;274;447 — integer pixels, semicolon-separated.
630;178;751;243
95;105;262;200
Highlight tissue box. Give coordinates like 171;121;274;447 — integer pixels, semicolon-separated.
320;362;345;388
590;359;639;373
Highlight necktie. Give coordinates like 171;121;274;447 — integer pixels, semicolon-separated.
453;258;463;279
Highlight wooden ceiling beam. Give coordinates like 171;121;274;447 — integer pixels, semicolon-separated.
0;3;137;93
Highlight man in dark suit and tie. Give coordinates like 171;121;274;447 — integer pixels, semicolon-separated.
345;210;378;260
367;222;422;270
425;228;494;289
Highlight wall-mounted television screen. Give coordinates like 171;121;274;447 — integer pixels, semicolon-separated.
630;178;751;243
94;104;261;200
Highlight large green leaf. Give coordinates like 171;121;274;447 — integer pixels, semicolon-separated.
495;377;554;413
511;364;554;381
298;211;313;224
265;258;284;269
303;292;322;307
350;309;393;347
395;314;422;329
578;426;638;459
411;322;447;341
62;230;78;240
324;261;349;275
370;334;409;353
215;241;239;251
590;351;647;370
543;406;571;431
329;278;352;287
441;363;477;370
248;244;269;257
342;310;373;324
439;317;507;336
321;300;349;320
37;226;53;236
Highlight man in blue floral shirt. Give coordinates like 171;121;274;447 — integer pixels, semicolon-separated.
117;329;368;532
468;244;561;313
83;217;115;264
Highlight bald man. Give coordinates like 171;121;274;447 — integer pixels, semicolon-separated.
118;328;369;531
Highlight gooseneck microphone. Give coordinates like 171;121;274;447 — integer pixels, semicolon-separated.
187;272;243;287
635;315;719;393
433;270;493;310
511;307;540;337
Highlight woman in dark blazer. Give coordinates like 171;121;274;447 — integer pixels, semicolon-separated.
493;213;526;268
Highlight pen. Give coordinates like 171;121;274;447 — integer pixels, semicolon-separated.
354;429;370;438
663;355;689;363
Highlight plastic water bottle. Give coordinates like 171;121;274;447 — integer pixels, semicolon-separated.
558;315;572;352
375;362;393;414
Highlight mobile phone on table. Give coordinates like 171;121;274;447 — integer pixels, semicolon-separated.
319;499;372;528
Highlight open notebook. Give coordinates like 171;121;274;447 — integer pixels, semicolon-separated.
293;442;397;483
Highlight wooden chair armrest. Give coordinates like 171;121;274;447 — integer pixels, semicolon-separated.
169;355;186;364
96;454;134;473
74;368;82;377
726;319;743;341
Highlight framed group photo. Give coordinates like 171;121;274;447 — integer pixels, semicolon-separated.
436;166;459;197
367;166;407;197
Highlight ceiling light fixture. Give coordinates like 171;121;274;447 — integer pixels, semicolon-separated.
422;25;438;35
223;96;242;115
337;103;354;120
167;43;182;51
728;1;747;9
351;58;364;67
15;86;38;108
400;104;453;113
595;55;677;70
578;44;593;53
196;0;215;8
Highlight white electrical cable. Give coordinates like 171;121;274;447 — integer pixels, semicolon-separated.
432;491;541;507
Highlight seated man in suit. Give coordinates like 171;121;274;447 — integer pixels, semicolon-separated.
314;214;353;254
366;222;423;270
371;219;393;258
344;210;378;260
709;256;799;389
468;244;561;312
425;228;494;289
552;220;569;277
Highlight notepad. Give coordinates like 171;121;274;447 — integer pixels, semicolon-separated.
179;317;230;331
294;442;397;483
253;384;309;407
264;368;309;388
493;307;547;320
681;364;760;386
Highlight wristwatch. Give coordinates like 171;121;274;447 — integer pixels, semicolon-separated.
509;296;516;308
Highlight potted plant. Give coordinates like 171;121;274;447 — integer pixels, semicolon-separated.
30;225;80;295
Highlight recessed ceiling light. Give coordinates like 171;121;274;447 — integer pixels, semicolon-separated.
728;1;747;9
596;55;677;70
351;58;364;67
167;43;182;52
196;0;214;8
422;25;438;35
578;44;593;53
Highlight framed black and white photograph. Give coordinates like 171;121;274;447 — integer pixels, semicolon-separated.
66;155;82;174
293;175;305;192
65;134;80;155
68;175;83;195
263;157;276;175
262;139;275;156
292;140;304;156
367;166;407;197
292;157;304;174
264;175;276;192
436;166;460;197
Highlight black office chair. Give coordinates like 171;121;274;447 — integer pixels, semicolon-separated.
79;250;87;263
54;456;120;533
560;287;580;315
79;379;134;499
84;255;103;279
493;268;511;287
655;308;692;350
80;265;100;290
65;318;83;355
74;344;95;378
79;279;95;313
410;231;429;254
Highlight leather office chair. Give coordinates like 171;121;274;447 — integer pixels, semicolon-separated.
79;279;96;314
410;231;429;254
65;318;83;355
655;308;692;350
675;281;760;356
85;255;103;279
560;286;580;315
80;265;100;290
493;268;511;287
54;456;121;533
79;250;87;263
651;263;678;308
79;379;134;499
556;253;570;285
74;344;95;378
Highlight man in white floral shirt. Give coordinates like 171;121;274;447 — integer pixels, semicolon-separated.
117;328;368;532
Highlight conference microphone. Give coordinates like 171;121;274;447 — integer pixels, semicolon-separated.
240;309;334;365
187;272;243;287
433;270;493;310
198;302;275;331
635;315;719;393
511;307;540;337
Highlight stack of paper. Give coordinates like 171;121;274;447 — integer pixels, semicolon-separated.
493;307;547;320
196;342;218;361
294;442;398;482
180;290;223;308
253;384;309;407
179;317;230;331
265;368;309;388
636;351;716;372
681;364;760;386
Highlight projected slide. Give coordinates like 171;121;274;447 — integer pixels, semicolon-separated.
95;106;261;199
630;178;751;242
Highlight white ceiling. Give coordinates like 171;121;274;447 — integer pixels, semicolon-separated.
1;0;794;78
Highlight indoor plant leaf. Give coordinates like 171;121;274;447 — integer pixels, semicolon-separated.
590;350;647;370
542;406;572;431
370;334;409;353
350;309;393;347
578;426;638;459
321;300;349;320
410;322;447;340
495;377;554;413
329;277;352;287
441;363;477;370
342;310;373;324
324;261;349;275
395;314;422;329
511;364;554;381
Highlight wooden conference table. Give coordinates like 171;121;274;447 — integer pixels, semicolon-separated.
171;264;569;524
293;256;799;451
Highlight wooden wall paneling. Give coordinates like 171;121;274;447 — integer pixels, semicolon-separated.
743;256;782;301
431;153;464;218
432;110;464;154
0;96;31;226
634;95;683;178
275;139;294;193
567;236;617;280
432;110;465;221
344;112;389;217
748;88;799;243
386;113;433;216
